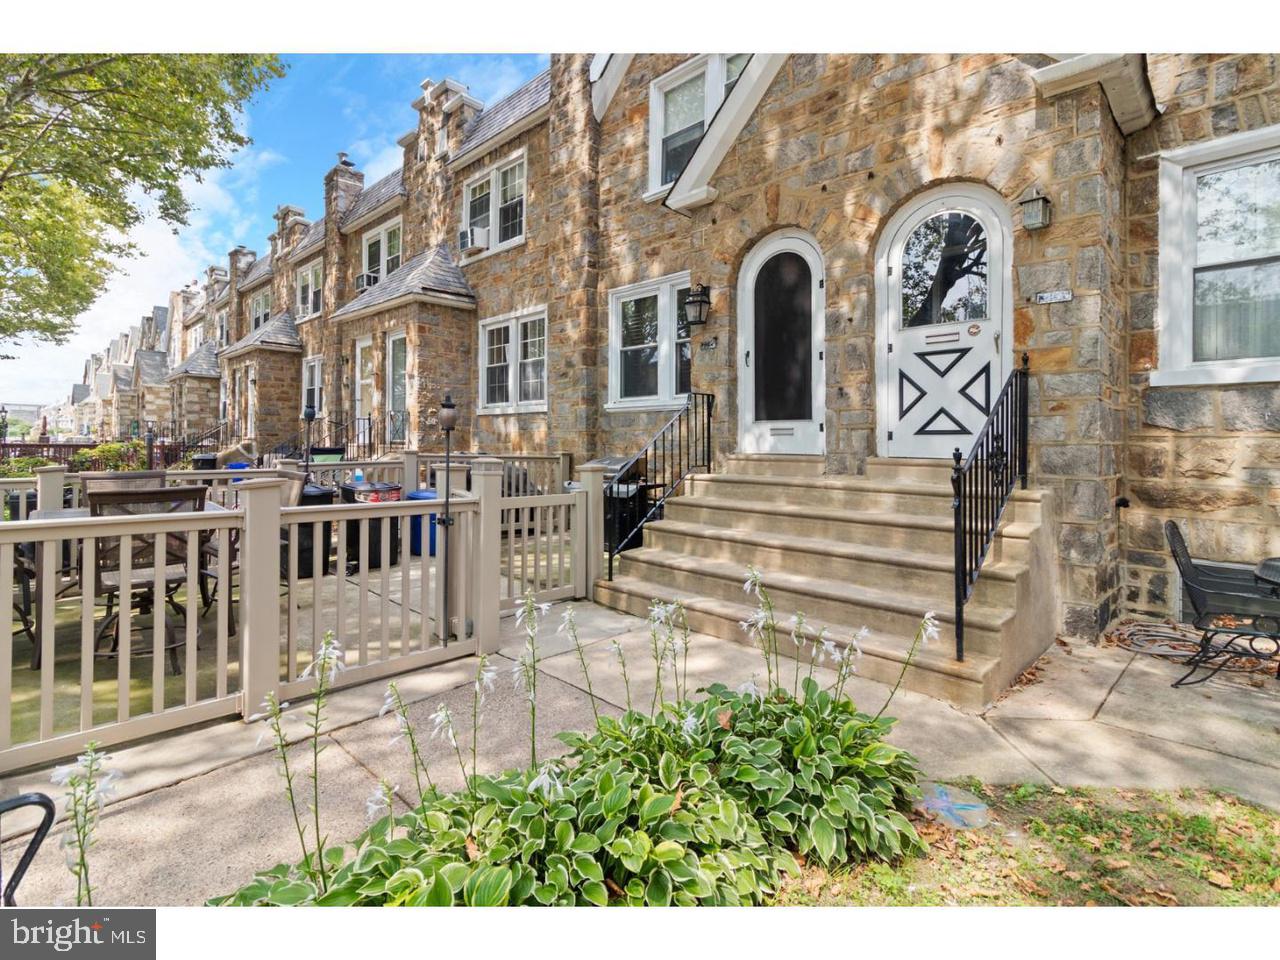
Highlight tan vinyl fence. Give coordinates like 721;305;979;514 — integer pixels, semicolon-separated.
0;457;601;773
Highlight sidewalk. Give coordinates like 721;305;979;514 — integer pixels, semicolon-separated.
4;600;1278;906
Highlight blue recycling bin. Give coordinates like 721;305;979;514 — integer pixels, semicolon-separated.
407;489;438;556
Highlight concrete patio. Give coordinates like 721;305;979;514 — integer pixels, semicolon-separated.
3;599;1278;906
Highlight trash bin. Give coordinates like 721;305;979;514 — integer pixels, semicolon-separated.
340;481;402;571
406;489;438;556
584;455;649;554
282;483;336;579
191;452;217;471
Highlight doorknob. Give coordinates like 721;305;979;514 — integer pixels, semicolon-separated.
745;350;751;367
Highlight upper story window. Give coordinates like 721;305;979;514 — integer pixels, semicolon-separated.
648;55;748;197
248;290;271;330
363;220;402;283
462;150;527;257
477;306;547;414
215;309;228;345
296;260;323;318
302;356;323;415
607;272;692;409
435;124;448;158
1155;125;1280;386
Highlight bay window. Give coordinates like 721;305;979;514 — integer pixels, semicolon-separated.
1155;125;1280;385
648;55;750;196
608;272;693;408
296;260;323;318
478;306;548;413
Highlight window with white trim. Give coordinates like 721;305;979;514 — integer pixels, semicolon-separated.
248;290;271;330
435;124;448;157
363;219;402;281
214;309;228;346
296;260;323;318
648;55;748;195
301;356;323;415
1156;126;1280;386
478;307;548;413
463;151;526;254
608;272;692;408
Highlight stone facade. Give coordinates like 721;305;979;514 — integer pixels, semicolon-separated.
111;52;1279;639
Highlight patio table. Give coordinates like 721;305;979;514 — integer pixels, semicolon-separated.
1254;557;1280;596
28;501;230;662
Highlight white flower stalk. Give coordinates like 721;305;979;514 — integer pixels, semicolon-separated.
742;565;763;599
736;677;762;701
921;611;940;647
383;681;434;804
430;703;458;748
54;741;118;906
680;706;699;742
561;606;600;725
874;612;937;721
789;611;808;697
610;637;633;712
365;782;393;822
516;590;543;769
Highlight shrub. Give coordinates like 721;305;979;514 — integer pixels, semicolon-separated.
69;439;146;472
0;455;53;478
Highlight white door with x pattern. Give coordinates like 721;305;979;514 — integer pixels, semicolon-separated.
877;185;1012;460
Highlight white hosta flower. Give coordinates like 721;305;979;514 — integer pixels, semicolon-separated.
365;785;391;822
475;658;497;696
820;638;839;664
852;626;869;657
609;638;627;665
921;611;940;647
50;763;78;787
680;707;699;741
302;635;346;683
529;763;564;801
648;600;675;629
514;598;552;628
736;677;762;701
379;686;397;717
738;607;768;640
429;703;457;748
557;607;577;636
511;655;536;703
742;565;763;598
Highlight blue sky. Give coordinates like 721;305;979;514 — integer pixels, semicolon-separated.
8;53;550;408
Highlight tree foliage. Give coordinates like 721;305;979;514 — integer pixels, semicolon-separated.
0;54;286;345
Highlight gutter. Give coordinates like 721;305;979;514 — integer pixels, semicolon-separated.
1031;53;1158;134
330;290;477;325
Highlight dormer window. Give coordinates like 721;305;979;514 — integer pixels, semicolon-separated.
648;55;750;198
363;219;402;282
248;290;271;330
296;260;323;318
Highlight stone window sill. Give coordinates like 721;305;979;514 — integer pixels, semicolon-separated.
1149;362;1280;388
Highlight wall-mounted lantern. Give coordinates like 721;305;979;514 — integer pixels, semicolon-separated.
683;284;711;328
1019;188;1052;231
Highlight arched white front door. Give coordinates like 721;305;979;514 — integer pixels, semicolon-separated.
737;231;826;454
875;184;1013;459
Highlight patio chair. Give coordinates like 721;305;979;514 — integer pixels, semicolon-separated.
11;545;36;666
1164;520;1280;687
78;470;168;497
0;792;56;906
87;485;207;674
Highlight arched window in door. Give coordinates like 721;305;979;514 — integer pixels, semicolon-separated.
753;251;813;421
899;211;989;327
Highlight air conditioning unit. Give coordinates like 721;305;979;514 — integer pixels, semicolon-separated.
459;226;489;255
355;272;380;291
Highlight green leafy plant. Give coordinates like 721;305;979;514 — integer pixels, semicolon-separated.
0;455;52;478
52;741;120;906
68;439;145;472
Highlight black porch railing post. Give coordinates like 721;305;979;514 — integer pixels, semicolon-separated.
951;446;965;662
1018;351;1030;490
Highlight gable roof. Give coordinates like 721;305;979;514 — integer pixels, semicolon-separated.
589;55;634;121
167;340;221;380
71;383;90;404
220;311;302;360
134;350;169;386
290;216;326;261
237;253;273;291
111;363;133;391
330;244;475;322
341;167;406;231
454;69;552;164
665;54;789;213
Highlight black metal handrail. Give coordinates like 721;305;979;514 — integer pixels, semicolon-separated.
605;392;714;579
950;353;1029;661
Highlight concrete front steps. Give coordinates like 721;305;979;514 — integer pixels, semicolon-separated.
594;454;1057;710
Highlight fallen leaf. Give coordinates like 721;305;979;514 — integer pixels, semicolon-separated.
1147;838;1163;850
1273;877;1280;894
1103;858;1131;870
1063;870;1084;882
1205;870;1233;889
716;709;733;730
1080;834;1104;851
1050;786;1067;795
670;786;683;814
465;836;480;862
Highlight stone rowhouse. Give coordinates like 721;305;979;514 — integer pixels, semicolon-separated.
144;53;1280;644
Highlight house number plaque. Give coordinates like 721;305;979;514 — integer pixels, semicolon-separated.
1034;289;1074;305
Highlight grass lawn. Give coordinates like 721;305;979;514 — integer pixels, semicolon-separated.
777;782;1280;906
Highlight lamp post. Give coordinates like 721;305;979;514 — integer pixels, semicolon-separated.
0;405;8;446
437;394;458;645
302;403;316;484
144;427;155;470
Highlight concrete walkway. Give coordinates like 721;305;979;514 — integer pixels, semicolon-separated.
3;600;1278;906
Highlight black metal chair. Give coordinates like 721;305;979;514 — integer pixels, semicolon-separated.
1164;520;1280;686
1;792;56;906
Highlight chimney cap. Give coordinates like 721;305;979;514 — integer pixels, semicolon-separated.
337;151;355;168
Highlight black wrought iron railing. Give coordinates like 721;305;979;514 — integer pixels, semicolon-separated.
950;353;1029;661
605;392;714;579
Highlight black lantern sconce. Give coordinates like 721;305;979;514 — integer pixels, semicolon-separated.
683;284;711;328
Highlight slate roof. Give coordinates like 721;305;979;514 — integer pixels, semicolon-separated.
342;168;405;228
71;383;90;404
292;217;326;259
457;69;551;159
330;244;475;320
222;311;302;357
134;350;169;386
94;372;113;398
112;364;133;391
167;340;220;380
237;253;274;291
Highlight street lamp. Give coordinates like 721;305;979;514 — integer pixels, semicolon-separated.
0;406;8;446
437;394;459;645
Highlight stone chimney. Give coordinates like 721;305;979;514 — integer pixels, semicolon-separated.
324;152;365;223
